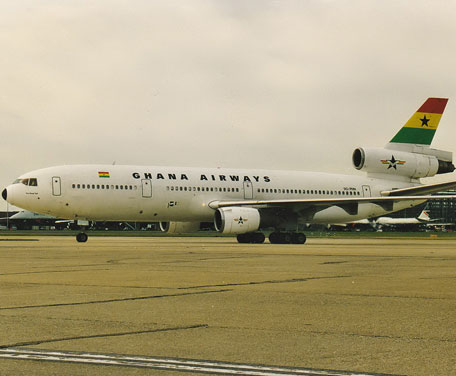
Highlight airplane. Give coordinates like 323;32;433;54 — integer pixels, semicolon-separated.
2;210;56;220
374;209;435;227
3;98;456;244
328;209;433;230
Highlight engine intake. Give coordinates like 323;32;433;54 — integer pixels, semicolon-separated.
214;207;261;234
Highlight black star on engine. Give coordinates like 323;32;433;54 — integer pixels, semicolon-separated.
420;115;430;127
387;155;398;169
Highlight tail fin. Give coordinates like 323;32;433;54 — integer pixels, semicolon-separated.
390;98;448;145
417;210;431;222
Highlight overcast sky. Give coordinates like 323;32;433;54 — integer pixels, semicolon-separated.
1;0;456;211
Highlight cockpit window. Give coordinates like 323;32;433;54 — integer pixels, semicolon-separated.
13;178;38;186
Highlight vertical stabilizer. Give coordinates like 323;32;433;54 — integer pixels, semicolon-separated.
390;98;448;146
417;210;431;222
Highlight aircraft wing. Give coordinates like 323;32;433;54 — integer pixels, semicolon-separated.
381;180;456;196
209;195;456;216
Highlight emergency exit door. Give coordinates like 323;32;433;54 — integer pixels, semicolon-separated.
362;185;371;197
52;176;61;196
141;179;152;198
243;181;253;199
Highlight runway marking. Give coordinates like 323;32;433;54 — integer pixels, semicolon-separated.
0;348;400;376
0;289;231;311
0;325;208;348
0;238;39;241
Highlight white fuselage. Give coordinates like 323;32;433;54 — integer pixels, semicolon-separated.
4;165;423;225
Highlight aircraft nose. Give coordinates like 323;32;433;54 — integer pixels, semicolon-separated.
2;188;7;201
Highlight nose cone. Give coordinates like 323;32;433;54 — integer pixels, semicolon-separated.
1;188;6;201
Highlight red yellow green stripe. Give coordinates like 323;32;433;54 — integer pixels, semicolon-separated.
98;171;110;178
390;98;448;145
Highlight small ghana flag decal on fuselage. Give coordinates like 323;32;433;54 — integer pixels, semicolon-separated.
390;97;448;145
98;171;110;178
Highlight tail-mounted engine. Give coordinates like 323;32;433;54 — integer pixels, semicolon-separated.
214;207;261;234
353;147;455;179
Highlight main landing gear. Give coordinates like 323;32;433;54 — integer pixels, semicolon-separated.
236;232;266;244
269;232;306;244
236;232;307;244
76;232;88;243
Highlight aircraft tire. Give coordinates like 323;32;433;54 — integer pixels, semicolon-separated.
283;233;292;244
292;233;306;244
253;232;265;244
237;232;266;244
236;233;248;243
76;232;88;243
269;232;280;244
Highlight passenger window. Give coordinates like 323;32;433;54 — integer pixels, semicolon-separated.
97;185;100;189
77;184;81;189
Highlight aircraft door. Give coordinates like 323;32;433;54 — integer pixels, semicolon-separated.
52;176;61;196
243;181;253;199
141;179;152;198
362;185;371;197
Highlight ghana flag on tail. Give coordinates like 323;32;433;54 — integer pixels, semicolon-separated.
390;97;448;145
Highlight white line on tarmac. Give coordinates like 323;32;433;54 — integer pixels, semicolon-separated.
0;348;397;376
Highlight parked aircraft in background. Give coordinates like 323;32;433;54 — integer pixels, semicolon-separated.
6;210;55;220
375;209;435;227
3;98;456;244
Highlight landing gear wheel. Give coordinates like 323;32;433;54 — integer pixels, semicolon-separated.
76;232;88;243
236;232;265;244
236;233;249;243
253;232;265;244
269;232;279;244
292;233;306;244
269;232;306;244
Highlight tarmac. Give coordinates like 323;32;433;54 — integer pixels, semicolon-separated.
0;235;455;375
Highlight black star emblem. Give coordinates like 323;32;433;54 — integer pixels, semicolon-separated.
238;217;244;224
420;115;430;127
387;155;398;170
